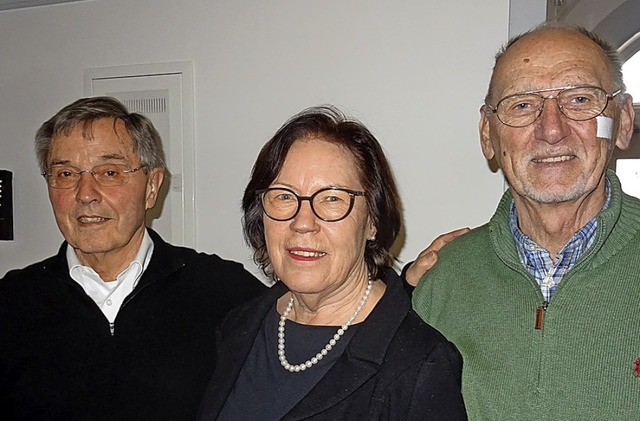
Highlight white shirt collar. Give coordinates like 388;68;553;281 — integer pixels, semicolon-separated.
67;229;154;323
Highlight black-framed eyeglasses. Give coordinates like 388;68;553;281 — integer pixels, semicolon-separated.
42;164;146;189
257;187;366;222
485;85;621;128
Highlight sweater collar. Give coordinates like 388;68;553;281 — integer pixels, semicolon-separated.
49;228;186;288
490;170;640;271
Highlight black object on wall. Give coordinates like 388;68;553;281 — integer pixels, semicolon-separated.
0;169;14;241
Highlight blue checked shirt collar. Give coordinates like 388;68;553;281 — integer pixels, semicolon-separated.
510;179;611;301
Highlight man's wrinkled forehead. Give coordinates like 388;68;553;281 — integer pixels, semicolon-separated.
491;29;612;97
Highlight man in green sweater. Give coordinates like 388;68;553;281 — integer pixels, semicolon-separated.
412;25;638;420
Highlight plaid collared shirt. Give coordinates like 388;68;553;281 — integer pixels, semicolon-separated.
509;181;610;302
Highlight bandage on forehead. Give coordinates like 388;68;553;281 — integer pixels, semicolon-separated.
596;116;613;140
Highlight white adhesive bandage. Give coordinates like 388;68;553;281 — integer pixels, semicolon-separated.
596;115;613;140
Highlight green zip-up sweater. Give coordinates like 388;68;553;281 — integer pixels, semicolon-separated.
413;171;640;421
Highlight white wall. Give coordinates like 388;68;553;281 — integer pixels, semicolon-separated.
0;0;516;279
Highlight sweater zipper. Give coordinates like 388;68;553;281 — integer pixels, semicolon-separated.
535;301;549;330
109;283;151;336
109;262;186;336
56;273;118;336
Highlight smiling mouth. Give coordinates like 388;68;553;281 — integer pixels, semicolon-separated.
533;155;574;163
77;216;108;223
289;250;326;258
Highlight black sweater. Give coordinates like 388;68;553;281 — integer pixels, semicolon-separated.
0;229;266;421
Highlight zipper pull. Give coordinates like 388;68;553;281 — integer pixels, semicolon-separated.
109;322;115;336
535;301;549;330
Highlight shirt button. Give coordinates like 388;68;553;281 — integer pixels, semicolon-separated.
106;299;112;306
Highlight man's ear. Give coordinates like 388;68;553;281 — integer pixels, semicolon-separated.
145;168;165;210
479;105;496;160
615;93;635;151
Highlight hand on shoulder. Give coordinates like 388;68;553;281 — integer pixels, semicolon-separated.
404;227;470;287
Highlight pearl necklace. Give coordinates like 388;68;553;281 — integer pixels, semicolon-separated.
277;279;374;372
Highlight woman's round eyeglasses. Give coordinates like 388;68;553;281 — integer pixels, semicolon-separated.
257;187;365;222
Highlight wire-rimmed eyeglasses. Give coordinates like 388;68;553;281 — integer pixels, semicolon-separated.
42;164;146;189
485;85;621;128
257;187;366;222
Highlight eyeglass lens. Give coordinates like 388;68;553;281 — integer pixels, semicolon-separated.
261;188;359;222
496;86;611;127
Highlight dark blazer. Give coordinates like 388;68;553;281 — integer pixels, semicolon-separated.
0;229;266;421
199;269;467;420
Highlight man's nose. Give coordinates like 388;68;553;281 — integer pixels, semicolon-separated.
75;172;102;203
534;98;570;144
